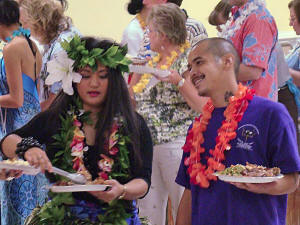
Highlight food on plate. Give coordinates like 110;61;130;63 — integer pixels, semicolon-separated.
2;158;30;166
219;162;281;177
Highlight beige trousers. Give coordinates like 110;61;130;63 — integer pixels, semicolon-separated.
138;138;185;225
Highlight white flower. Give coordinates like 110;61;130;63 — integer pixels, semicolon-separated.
45;51;82;95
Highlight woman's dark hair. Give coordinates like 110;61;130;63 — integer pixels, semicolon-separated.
49;37;142;177
208;1;231;26
0;0;20;26
127;0;144;15
290;0;300;23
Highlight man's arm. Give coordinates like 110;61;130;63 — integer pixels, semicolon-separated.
176;188;192;225
237;64;263;82
231;172;299;195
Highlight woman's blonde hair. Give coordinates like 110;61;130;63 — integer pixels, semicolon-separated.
20;0;70;44
148;3;187;45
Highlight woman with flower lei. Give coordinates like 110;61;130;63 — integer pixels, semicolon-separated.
0;1;48;225
0;36;153;225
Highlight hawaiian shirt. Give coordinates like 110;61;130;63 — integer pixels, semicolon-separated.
228;0;278;101
135;49;197;145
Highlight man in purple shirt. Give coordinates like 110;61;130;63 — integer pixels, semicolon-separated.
175;38;300;225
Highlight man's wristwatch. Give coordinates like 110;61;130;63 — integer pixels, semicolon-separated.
177;78;185;88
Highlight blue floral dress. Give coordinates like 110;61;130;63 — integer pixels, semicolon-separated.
0;58;48;225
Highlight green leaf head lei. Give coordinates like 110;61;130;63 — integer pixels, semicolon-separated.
60;35;132;73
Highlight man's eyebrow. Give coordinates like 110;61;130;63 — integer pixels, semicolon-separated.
192;56;203;63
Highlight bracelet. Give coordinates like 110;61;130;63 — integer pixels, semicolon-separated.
177;78;185;88
15;137;43;160
118;184;127;200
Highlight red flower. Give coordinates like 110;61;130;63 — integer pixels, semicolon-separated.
109;147;119;155
99;172;109;180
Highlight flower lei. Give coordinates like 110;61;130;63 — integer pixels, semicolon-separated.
31;98;133;225
136;13;147;31
218;0;266;40
132;40;190;93
182;84;254;188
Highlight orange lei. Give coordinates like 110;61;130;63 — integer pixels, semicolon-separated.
182;84;254;188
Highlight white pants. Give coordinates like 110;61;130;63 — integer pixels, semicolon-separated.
138;138;185;225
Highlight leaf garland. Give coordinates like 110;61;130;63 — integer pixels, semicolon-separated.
60;35;132;73
25;97;134;225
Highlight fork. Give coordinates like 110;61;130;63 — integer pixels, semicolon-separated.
52;166;87;184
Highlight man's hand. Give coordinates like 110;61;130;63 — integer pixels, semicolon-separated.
230;173;299;195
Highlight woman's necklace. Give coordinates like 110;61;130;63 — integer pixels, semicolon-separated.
136;13;147;31
133;40;190;93
182;84;254;188
218;0;266;40
5;26;30;43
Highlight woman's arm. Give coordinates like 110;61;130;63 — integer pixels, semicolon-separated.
1;134;52;172
160;70;207;113
0;43;24;108
289;68;300;86
89;178;148;203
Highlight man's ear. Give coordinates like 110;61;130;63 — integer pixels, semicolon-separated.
222;53;234;71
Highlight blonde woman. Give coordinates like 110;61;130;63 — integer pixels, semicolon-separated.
19;0;80;110
130;3;206;225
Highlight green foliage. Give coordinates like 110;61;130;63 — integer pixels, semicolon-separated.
60;35;132;73
34;97;134;224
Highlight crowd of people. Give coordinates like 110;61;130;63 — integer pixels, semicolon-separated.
0;0;298;225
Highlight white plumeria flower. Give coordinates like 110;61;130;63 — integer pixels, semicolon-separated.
45;51;82;95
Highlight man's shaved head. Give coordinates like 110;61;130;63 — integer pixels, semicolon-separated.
193;37;240;75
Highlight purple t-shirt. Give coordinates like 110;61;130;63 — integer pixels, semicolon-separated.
176;96;300;225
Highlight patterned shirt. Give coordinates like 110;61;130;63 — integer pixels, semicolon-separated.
135;49;197;145
227;0;278;101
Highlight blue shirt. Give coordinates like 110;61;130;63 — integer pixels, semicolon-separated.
176;96;300;225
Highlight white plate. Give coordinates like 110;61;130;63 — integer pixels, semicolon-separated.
49;184;111;192
130;57;148;64
0;161;40;175
214;173;284;183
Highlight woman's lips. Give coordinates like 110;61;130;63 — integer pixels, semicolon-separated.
87;91;100;97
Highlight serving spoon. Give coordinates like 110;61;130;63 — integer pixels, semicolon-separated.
52;166;87;184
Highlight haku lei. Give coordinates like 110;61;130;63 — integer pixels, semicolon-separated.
136;13;147;31
30;98;132;225
182;84;254;188
133;40;190;93
218;0;266;40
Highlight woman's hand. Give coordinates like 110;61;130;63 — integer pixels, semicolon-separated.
89;179;125;203
24;147;52;173
0;169;22;181
156;70;182;85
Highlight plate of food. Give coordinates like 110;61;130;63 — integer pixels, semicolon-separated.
49;180;111;192
0;159;40;175
214;162;284;183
